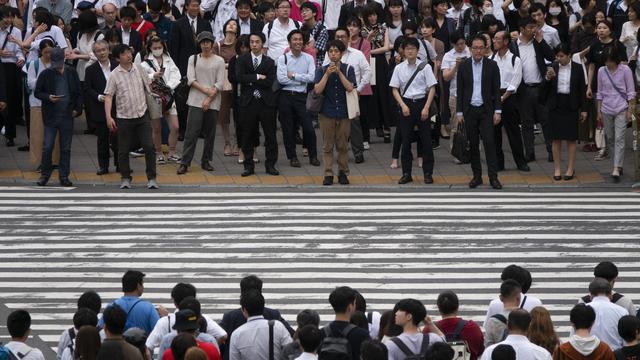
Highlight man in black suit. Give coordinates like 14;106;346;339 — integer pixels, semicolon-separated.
84;40;119;175
117;6;143;55
236;0;264;35
338;0;384;28
457;34;503;190
235;32;280;177
169;0;212;138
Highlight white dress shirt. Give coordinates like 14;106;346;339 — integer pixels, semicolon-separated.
239;17;252;35
541;23;561;49
389;58;438;100
481;335;552;360
294;353;318;360
229;315;293;360
557;62;571;94
0;25;25;64
322;46;371;92
121;27;131;46
517;38;542;85
441;46;471;95
4;341;45;360
263;18;301;60
493;50;522;92
483;295;543;329
582;296;628;350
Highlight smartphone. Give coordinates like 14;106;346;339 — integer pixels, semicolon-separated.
52;94;66;98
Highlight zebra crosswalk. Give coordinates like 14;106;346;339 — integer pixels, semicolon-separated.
0;188;639;358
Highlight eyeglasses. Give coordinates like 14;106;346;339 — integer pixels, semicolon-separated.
471;46;484;50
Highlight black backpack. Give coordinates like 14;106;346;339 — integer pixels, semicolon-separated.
582;293;624;304
390;335;431;360
318;324;357;360
443;320;471;360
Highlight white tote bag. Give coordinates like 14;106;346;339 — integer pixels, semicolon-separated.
369;56;377;86
346;89;360;119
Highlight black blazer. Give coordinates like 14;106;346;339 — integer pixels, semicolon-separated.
169;16;213;76
239;17;264;34
338;0;384;28
116;28;142;55
456;57;502;115
83;59;118;124
34;66;83;125
235;52;277;108
509;38;554;86
543;61;587;112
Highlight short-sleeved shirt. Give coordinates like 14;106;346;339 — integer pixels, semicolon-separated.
98;295;160;335
320;321;370;360
384;333;444;360
441;47;470;95
104;64;149;119
161;339;221;360
313;63;357;119
587;39;627;93
263;18;300;60
389;59;437;100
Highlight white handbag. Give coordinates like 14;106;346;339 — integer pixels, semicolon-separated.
369;56;376;86
346;89;360;119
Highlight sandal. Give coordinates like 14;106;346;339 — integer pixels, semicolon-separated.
223;144;232;156
232;145;239;156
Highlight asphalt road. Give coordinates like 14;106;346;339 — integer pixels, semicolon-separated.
0;187;639;360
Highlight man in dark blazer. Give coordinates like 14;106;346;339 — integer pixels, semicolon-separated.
338;0;384;28
457;34;503;190
84;40;119;175
235;32;280;177
117;6;143;55
169;0;212;138
34;47;83;187
236;0;264;35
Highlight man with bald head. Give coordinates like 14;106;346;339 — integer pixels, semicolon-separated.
490;30;529;173
100;2;119;31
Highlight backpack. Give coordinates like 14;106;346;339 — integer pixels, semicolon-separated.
581;293;624;304
24;59;41;95
389;335;430;360
66;327;76;356
0;343;32;360
115;299;143;331
318;324;357;360
491;314;509;343
490;52;518;68
267;19;300;41
443;320;471;360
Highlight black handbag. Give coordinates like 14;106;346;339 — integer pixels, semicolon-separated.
451;122;471;163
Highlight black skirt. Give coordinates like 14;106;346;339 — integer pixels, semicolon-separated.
549;94;579;141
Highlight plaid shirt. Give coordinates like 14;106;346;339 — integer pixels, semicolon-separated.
310;22;328;67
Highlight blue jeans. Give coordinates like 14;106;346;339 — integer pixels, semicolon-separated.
41;122;73;179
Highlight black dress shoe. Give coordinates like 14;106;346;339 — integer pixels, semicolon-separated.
424;174;434;184
563;171;575;181
338;171;349;185
36;176;48;186
355;154;364;163
383;134;391;143
611;173;620;182
489;177;503;190
201;161;214;171
323;176;333;185
469;177;483;188
241;167;255;177
398;174;413;184
96;168;109;175
266;166;280;176
309;158;320;166
177;164;188;175
17;144;29;151
517;164;531;172
547;153;554;162
6;139;15;147
60;178;74;187
553;175;562;181
290;158;301;168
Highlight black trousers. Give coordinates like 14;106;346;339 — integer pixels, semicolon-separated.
518;85;552;158
94;119;119;170
116;113;156;180
495;94;526;168
399;98;434;176
278;91;317;160
1;62;23;139
465;105;498;179
175;95;188;137
241;98;278;169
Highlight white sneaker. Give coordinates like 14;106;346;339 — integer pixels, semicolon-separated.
157;154;166;165
147;179;159;189
120;178;131;189
363;141;370;150
130;148;144;158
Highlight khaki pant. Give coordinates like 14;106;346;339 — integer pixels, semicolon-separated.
448;95;458;151
29;107;60;167
319;115;351;176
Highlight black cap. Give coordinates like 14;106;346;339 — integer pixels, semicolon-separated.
173;309;199;331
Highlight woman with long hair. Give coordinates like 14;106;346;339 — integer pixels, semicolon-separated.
528;306;560;355
140;36;182;164
73;325;101;360
362;3;392;143
67;11;103;81
213;19;239;158
545;0;569;45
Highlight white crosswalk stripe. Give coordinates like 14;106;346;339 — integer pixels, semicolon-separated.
0;189;639;358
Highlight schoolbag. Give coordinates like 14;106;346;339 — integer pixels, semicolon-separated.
318;323;357;360
491;314;509;343
443;320;471;360
390;334;430;360
581;293;624;304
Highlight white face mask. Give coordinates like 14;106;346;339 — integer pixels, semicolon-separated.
152;49;163;57
549;7;561;16
484;5;493;13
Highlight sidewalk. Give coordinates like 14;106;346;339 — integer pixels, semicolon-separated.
1;118;637;187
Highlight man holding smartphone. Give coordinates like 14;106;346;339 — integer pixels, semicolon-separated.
34;47;83;187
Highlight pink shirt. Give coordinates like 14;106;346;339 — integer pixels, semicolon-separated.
596;64;636;116
351;37;372;96
289;0;322;22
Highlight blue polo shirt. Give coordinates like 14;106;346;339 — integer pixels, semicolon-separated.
314;63;356;119
100;295;160;335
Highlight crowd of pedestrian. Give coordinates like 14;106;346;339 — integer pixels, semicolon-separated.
1;261;640;360
0;0;638;188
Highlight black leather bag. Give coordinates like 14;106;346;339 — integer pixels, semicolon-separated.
451;122;471;163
